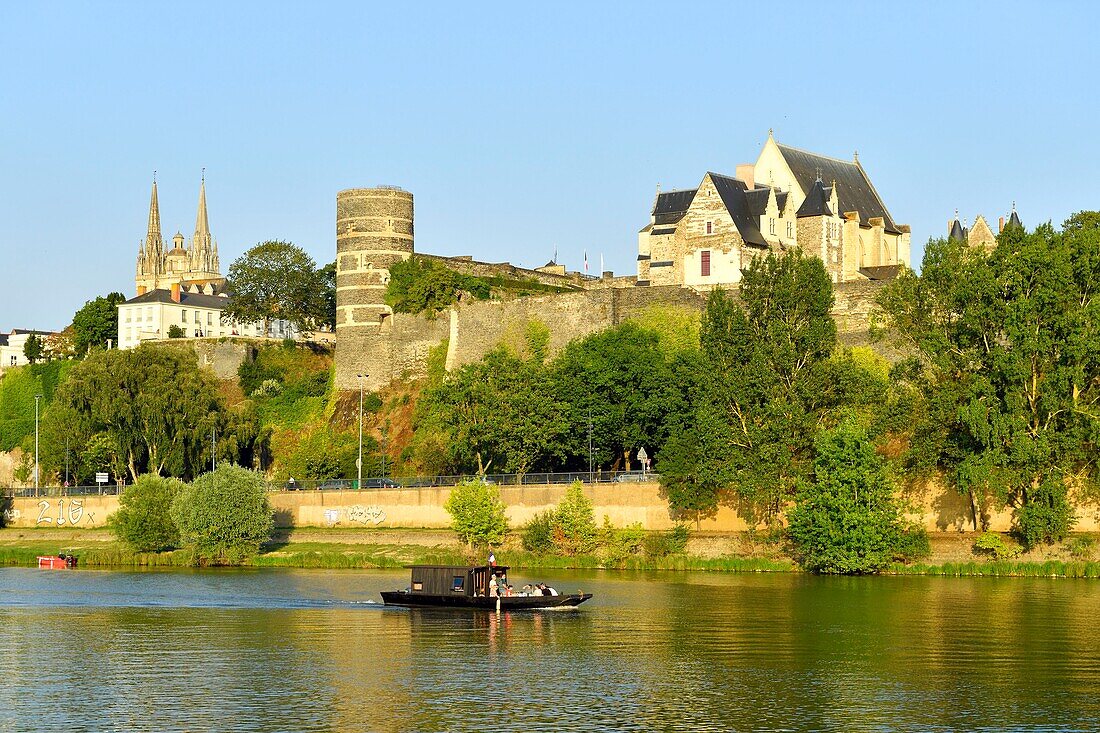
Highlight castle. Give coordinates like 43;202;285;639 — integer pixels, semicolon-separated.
947;205;1023;250
637;131;911;288
334;136;905;393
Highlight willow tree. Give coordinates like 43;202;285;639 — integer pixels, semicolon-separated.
42;346;268;481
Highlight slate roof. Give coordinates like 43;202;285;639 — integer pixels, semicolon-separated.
651;227;676;235
777;144;901;233
709;173;767;247
652;189;697;225
949;219;967;241
122;288;231;310
1007;210;1023;229
10;328;55;336
796;179;834;218
858;265;901;281
0;335;7;346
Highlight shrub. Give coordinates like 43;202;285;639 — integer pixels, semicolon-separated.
251;378;283;398
602;520;647;564
171;464;274;565
893;525;932;563
972;532;1022;560
787;424;904;574
1066;536;1096;560
552;482;598;555
444;480;509;548
167;325;185;339
521;510;556;553
1017;479;1075;548
112;474;184;552
644;524;690;558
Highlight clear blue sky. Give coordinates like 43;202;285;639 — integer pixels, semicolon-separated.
2;1;1098;329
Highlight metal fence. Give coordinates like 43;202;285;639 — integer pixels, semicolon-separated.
2;471;661;498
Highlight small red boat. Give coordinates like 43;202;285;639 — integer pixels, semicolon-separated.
37;554;77;570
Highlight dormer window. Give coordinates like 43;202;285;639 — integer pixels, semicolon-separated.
769;218;776;235
787;221;793;239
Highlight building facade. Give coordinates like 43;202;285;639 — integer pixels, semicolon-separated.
0;329;57;369
637;131;911;288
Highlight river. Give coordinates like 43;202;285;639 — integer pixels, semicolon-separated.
1;567;1097;732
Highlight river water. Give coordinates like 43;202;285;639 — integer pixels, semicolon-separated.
1;567;1097;732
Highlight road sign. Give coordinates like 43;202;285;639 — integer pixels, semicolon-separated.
636;447;648;462
95;472;108;484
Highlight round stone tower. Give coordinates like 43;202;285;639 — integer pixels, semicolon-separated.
335;186;414;391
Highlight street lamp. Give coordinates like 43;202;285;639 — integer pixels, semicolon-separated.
34;394;42;495
357;374;368;489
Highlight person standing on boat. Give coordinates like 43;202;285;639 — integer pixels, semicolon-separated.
488;574;499;598
488;549;496;567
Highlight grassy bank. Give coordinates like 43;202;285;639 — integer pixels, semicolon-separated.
3;527;1099;576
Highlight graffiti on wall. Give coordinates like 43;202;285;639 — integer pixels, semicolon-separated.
35;499;97;527
347;504;386;525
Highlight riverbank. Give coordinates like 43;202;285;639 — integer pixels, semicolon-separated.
2;527;1099;576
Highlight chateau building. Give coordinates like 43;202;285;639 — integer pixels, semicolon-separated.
948;205;1023;251
637;131;911;288
118;177;295;350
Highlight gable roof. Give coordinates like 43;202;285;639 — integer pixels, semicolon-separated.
776;144;900;233
709;173;767;247
652;189;697;225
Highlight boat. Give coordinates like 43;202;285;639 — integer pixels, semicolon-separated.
381;565;592;610
37;554;77;570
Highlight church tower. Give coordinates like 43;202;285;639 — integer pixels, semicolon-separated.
188;174;221;281
135;178;166;295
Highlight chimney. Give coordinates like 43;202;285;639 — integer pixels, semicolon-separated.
171;282;181;303
736;164;755;189
137;285;147;296
998;216;1005;233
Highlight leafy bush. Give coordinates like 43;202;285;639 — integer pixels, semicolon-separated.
1017;479;1075;548
601;519;646;564
552;482;598;555
521;510;556;553
167;324;185;339
972;532;1023;560
892;525;932;563
1066;536;1096;560
252;378;283;398
112;474;185;552
444;480;509;548
644;524;690;558
171;464;274;565
787;424;904;575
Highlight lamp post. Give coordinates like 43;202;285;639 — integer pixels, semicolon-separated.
357;374;367;489
34;394;42;495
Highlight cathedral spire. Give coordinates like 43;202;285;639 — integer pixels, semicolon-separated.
194;171;210;243
147;176;162;245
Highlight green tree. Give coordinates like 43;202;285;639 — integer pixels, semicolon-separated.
550;481;598;555
171;463;274;564
23;333;44;364
42;346;267;481
660;252;850;523
319;261;336;331
167;324;185;338
787;424;904;574
875;216;1100;545
112;473;184;551
418;346;570;475
71;292;126;356
444;480;509;548
223;241;329;335
385;256;491;314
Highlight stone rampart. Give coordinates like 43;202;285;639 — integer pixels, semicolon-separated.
418;253;586;289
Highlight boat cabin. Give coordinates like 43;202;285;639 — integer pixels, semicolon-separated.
407;565;508;598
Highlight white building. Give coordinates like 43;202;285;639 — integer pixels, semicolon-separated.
0;328;57;369
117;283;297;350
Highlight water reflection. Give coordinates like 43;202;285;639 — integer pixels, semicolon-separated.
0;568;1098;732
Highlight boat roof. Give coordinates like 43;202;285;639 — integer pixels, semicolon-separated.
406;564;510;572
